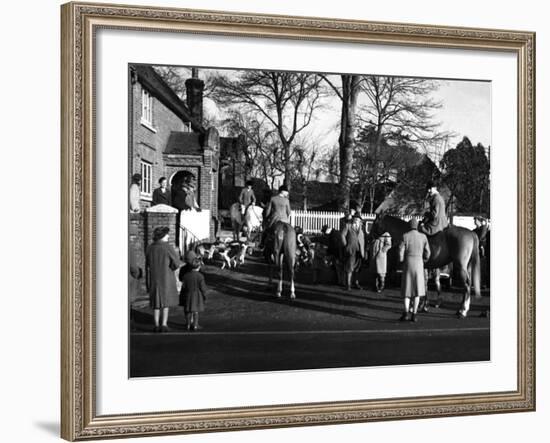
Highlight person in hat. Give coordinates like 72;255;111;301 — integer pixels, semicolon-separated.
419;180;448;236
473;216;489;257
295;226;313;265
173;175;200;212
370;231;392;293
238;180;256;215
398;218;431;322
129;173;142;213
259;184;291;249
152;176;172;207
179;257;208;331
339;201;360;231
341;214;366;290
145;226;181;332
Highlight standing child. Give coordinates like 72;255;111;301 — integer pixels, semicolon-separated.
371;232;392;293
179;259;207;330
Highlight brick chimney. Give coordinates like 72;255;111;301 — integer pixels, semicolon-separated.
185;69;204;125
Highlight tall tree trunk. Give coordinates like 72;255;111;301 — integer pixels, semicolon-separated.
283;140;291;190
369;185;376;214
337;75;360;211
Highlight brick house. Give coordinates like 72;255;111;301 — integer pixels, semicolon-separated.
129;64;223;241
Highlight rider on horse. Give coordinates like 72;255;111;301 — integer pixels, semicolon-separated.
238;180;256;215
259;184;291;249
418;180;448;236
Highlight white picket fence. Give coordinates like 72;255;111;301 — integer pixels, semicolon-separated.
289;210;429;234
289;210;482;234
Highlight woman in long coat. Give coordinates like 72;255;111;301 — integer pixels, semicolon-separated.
146;226;181;332
398;219;431;322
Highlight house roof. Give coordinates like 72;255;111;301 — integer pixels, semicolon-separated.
132;65;205;134
164;131;203;156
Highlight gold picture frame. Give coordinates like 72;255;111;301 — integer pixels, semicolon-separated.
61;1;536;440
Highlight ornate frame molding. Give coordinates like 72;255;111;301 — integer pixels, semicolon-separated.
61;1;535;440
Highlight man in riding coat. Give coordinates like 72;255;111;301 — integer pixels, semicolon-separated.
238;180;256;215
259;184;291;249
419;180;448;236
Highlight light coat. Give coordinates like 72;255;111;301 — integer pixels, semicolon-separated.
399;230;431;298
264;194;291;228
371;232;392;275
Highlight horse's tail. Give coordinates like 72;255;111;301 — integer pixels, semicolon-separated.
469;233;481;297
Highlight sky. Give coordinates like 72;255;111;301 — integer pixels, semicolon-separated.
157;65;492;162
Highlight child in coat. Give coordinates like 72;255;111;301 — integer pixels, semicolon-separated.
179;259;207;330
371;232;392;293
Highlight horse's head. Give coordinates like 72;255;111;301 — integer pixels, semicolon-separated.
370;211;387;239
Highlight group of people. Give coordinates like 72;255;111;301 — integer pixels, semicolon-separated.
317;181;448;322
130;226;208;332
129;173;201;213
131;176;489;328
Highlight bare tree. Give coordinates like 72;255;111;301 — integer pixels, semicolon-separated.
222;109;284;189
359;76;449;158
212;71;324;189
290;141;323;210
352;126;420;212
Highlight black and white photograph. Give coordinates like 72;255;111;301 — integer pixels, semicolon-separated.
128;63;491;378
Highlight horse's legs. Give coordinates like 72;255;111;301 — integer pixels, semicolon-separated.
456;263;472;318
277;253;283;298
433;269;442;308
420;269;430;312
289;258;296;299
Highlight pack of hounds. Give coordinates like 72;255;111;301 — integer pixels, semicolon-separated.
193;233;315;271
195;238;250;270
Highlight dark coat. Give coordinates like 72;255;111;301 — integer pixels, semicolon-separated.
341;221;365;272
239;188;256;207
129;250;143;301
422;192;448;235
152;187;172;206
326;229;343;259
145;241;181;309
179;269;207;313
264;194;291;228
172;188;187;211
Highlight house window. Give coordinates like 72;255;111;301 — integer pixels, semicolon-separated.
140;161;152;196
141;89;154;128
182;121;191;132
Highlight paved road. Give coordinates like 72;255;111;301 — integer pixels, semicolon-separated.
130;328;489;377
130;254;490;377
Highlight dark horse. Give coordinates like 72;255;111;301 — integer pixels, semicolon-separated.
264;221;297;299
370;213;481;317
